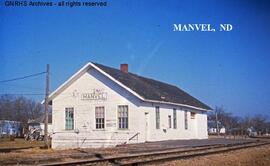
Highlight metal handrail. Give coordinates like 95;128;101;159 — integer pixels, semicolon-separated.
128;132;140;141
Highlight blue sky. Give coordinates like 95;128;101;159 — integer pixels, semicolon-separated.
1;0;270;118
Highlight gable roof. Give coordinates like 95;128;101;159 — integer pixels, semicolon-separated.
47;62;211;111
93;63;211;110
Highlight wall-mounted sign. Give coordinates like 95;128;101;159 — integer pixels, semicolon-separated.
81;89;107;101
106;119;116;127
106;123;116;127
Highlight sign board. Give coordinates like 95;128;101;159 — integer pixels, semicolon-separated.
81;89;107;101
106;119;116;127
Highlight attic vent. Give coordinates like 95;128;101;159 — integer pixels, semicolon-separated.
161;96;166;100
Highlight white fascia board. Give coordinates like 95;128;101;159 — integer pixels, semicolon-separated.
90;63;145;101
42;62;92;104
43;62;145;104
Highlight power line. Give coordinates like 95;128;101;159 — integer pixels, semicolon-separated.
0;83;44;91
0;72;46;83
0;93;45;96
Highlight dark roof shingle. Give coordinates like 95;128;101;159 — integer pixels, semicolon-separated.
93;63;211;110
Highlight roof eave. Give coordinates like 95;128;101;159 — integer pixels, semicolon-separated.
43;62;145;104
91;63;145;101
41;62;93;104
144;99;211;111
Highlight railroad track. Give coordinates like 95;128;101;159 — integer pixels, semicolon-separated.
250;136;270;139
41;140;270;166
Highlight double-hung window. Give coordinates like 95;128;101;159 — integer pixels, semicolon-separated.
184;111;188;130
173;108;177;129
95;106;105;129
118;105;128;129
65;107;74;130
156;107;160;129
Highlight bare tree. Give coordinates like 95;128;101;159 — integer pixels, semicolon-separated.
251;114;268;135
208;106;270;136
208;106;234;134
0;95;43;126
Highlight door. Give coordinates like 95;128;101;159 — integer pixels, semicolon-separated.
145;112;150;142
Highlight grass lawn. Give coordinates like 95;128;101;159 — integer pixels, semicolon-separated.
0;137;45;149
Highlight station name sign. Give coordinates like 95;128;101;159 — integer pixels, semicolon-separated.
81;89;107;101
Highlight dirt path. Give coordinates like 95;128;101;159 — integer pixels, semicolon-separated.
156;144;270;166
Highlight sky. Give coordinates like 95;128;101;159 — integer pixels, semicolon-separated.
0;0;270;119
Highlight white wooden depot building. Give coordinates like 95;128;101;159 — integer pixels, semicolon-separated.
47;62;212;149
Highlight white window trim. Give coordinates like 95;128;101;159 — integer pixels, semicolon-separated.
95;106;106;130
173;108;177;129
65;107;75;131
184;110;188;130
156;106;160;129
117;105;129;130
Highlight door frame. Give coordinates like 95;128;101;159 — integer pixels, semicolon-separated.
144;112;150;142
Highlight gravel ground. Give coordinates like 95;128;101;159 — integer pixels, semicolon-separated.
0;138;266;165
153;144;270;166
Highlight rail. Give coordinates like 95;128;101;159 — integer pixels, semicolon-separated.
41;139;270;166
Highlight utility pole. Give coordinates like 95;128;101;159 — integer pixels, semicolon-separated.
215;110;219;136
44;64;50;148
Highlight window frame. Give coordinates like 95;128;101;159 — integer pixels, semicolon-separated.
184;110;188;130
95;106;105;129
191;112;196;119
173;108;177;129
65;107;74;130
156;106;160;129
118;105;129;130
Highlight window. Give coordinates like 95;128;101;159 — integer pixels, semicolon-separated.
191;112;196;119
65;108;74;130
168;115;172;128
118;105;128;129
184;111;188;130
156;107;160;129
173;108;177;129
95;106;105;129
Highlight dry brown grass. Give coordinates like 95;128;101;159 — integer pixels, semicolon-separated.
0;137;44;149
0;142;117;165
156;144;270;166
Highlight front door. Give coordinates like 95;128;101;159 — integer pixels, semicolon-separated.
145;112;149;142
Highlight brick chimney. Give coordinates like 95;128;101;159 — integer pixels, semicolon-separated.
120;64;128;73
